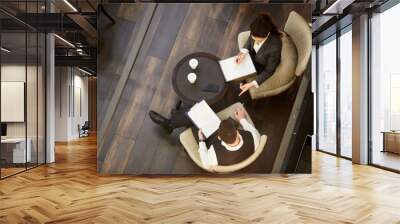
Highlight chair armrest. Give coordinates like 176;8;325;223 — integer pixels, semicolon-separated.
179;128;206;170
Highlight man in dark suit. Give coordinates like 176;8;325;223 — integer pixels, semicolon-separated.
235;13;282;96
149;106;260;168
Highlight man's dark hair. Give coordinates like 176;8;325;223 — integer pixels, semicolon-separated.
218;119;238;144
250;13;280;38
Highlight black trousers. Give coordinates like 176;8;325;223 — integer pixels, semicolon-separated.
169;105;241;146
169;106;192;129
169;106;202;142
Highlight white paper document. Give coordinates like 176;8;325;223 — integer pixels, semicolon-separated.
219;54;256;82
187;100;221;138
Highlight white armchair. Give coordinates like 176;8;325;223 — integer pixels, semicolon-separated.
179;103;268;173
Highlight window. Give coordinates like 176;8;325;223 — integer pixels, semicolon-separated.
317;36;337;154
339;28;352;158
370;3;400;171
316;25;353;159
0;2;47;179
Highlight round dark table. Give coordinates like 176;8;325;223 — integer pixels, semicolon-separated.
172;52;227;106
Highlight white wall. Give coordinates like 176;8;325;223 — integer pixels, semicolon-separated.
1;65;26;81
55;67;89;141
72;73;89;138
55;67;69;141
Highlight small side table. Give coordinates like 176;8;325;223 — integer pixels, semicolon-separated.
381;131;400;154
172;52;228;106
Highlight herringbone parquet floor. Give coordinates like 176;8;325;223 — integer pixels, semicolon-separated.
1;135;400;224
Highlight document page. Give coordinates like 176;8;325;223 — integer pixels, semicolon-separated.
188;100;221;138
219;54;256;82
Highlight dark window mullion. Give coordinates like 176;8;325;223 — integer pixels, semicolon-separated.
336;28;341;157
36;0;39;168
367;10;373;165
24;0;28;171
316;45;320;150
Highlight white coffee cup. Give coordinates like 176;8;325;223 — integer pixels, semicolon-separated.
187;73;197;84
189;58;199;70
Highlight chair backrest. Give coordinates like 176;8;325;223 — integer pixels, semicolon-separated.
238;31;251;50
284;11;312;76
80;121;90;130
216;102;255;127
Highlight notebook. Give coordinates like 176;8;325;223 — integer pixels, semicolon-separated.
219;54;256;82
187;100;221;138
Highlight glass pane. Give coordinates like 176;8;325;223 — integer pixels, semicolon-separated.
371;4;400;171
1;31;27;177
0;2;46;178
27;31;38;169
340;29;352;158
317;37;337;154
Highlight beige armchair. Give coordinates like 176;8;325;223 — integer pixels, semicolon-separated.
237;11;312;100
179;102;268;173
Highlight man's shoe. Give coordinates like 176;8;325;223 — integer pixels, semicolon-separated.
149;111;173;134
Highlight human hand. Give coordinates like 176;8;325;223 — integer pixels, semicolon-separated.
239;82;255;96
234;107;247;121
198;129;206;141
235;52;247;64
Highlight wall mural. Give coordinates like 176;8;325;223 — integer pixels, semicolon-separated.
97;3;312;174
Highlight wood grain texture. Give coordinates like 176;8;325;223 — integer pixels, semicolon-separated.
97;3;156;167
1;136;400;223
97;3;311;174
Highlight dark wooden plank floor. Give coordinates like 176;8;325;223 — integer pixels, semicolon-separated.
98;3;311;174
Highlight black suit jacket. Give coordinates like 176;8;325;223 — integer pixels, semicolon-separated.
243;34;282;84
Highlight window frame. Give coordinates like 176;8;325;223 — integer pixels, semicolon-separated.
315;24;353;161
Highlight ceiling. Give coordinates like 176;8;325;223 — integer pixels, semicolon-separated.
0;0;99;73
0;0;392;74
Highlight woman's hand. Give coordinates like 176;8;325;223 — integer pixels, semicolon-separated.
235;52;247;64
198;129;206;141
239;82;256;96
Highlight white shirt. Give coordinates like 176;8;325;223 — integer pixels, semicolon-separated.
252;38;267;53
197;118;261;169
240;37;268;88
